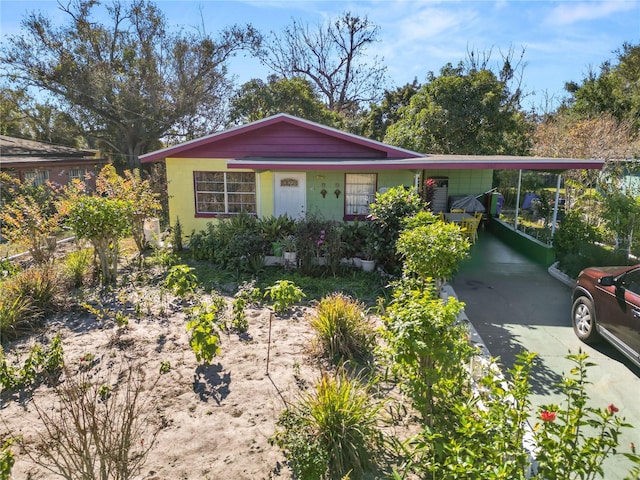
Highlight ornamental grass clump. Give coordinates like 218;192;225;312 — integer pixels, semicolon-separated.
271;371;385;480
309;293;375;364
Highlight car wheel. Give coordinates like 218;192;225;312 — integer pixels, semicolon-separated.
572;296;600;344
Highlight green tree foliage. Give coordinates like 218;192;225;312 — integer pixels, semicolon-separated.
60;194;131;285
381;283;474;426
96;165;161;254
358;79;421;142
0;0;261;168
259;12;387;118
397;213;470;285
385;60;530;155
229;75;343;127
367;186;425;273
565;42;640;130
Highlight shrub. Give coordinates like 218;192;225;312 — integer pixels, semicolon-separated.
0;439;14;480
271;372;385;480
294;215;342;275
554;210;601;269
185;297;226;365
231;281;261;334
397;218;470;285
381;281;475;425
62;248;93;288
22;362;160;479
309;293;375;363
264;280;305;315
165;264;198;297
7;266;58;312
0;291;35;343
187;214;270;271
367;186;425;273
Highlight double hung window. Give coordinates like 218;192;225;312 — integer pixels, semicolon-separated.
344;173;377;219
194;171;256;215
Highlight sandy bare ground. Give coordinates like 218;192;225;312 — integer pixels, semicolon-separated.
1;279;331;479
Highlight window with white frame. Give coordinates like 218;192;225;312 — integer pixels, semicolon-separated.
24;170;49;186
194;171;256;215
69;168;87;181
345;173;377;217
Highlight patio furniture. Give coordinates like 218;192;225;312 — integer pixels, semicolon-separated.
443;212;473;223
460;216;480;243
450;208;466;213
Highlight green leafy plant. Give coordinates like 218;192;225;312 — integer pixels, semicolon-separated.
0;335;64;391
0;289;35;343
264;280;305;315
59;193;132;285
396;216;470;285
62;248;93;288
381;281;475;426
165;264;198;297
5;266;58;313
159;360;171;374
172;217;183;252
185;298;225;364
0;258;20;279
367;186;425;273
309;293;375;363
534;351;640;479
0;438;14;480
231;281;261;333
271;371;385;480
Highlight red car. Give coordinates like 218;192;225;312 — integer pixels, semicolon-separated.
572;264;640;368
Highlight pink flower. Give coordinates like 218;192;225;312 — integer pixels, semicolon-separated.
541;410;556;422
607;404;619;414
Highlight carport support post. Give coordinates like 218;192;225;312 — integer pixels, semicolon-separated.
551;173;562;240
514;169;522;230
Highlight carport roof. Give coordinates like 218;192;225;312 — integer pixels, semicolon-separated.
226;155;605;171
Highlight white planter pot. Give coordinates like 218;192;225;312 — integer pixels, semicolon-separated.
361;259;375;272
283;251;297;267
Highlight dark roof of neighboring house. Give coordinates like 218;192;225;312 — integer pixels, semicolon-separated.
139;113;605;171
0;135;104;166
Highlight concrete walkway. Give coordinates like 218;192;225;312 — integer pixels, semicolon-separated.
450;230;640;479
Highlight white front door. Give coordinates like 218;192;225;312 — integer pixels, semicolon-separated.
274;172;306;219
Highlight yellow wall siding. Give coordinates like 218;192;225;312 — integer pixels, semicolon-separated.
166;157;260;237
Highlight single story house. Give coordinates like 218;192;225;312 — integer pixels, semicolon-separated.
0;135;108;190
139;114;604;237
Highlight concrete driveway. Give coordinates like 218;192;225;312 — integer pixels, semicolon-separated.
450;231;640;479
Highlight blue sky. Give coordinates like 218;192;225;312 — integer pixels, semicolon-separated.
1;0;639;111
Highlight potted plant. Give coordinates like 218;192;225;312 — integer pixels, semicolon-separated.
361;231;377;272
281;234;297;266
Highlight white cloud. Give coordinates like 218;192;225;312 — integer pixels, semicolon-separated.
545;1;637;26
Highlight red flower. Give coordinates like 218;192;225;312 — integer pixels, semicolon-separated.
607;404;619;414
541;410;556;422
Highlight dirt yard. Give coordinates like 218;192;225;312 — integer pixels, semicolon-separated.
2;283;327;479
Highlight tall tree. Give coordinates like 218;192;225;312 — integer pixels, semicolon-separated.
358;79;421;142
228;75;343;127
385;59;531;155
258;12;387;118
564;42;640;130
0;0;261;168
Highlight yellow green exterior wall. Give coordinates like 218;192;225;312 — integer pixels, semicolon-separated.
423;169;494;196
166;157;264;236
165;157;492;236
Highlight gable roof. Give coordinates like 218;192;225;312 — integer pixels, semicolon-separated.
139;113;605;171
139;114;423;163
